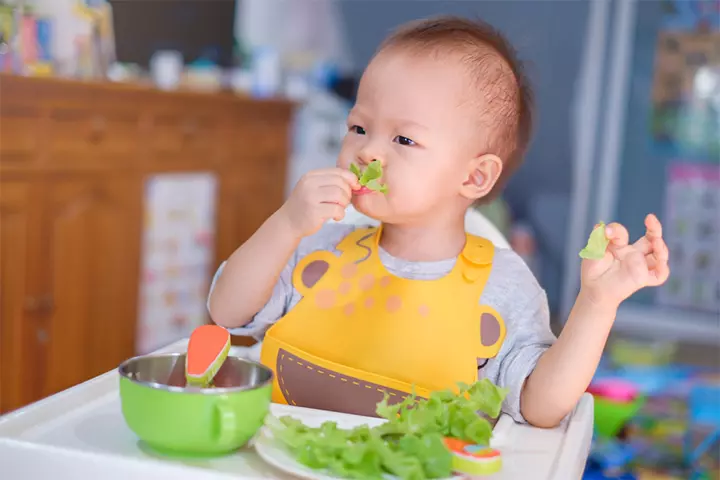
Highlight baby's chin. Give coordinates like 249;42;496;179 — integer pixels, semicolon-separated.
351;193;387;222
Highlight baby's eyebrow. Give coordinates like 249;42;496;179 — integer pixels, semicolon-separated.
394;118;430;132
348;108;429;133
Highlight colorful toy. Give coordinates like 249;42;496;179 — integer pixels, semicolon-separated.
444;437;502;476
587;436;639;478
590;379;647;439
185;324;231;387
685;383;720;479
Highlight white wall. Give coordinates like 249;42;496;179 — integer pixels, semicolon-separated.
236;0;353;72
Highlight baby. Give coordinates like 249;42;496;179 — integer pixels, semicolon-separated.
208;17;669;428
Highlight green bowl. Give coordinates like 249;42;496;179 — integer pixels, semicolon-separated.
118;353;273;457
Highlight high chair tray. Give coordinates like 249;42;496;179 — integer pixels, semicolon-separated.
0;339;593;480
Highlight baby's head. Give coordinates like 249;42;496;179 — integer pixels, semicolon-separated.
339;16;533;225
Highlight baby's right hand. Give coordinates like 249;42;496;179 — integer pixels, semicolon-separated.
278;168;360;238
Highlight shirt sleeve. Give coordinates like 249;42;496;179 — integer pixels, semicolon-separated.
478;248;557;424
493;290;555;423
206;223;359;340
208;257;296;341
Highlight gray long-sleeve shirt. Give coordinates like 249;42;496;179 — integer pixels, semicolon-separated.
210;223;557;423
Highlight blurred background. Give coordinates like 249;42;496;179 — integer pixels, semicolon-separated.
0;0;718;478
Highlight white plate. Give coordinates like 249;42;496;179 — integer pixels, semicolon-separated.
254;424;461;480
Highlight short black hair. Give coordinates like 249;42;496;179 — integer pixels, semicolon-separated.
379;16;534;199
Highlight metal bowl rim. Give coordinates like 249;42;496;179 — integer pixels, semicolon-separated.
118;352;274;395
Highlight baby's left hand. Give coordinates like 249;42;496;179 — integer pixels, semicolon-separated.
581;214;670;308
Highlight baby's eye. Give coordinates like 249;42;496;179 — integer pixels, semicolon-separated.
394;135;416;146
350;125;366;135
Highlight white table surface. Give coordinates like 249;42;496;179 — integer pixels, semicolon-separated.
0;339;593;480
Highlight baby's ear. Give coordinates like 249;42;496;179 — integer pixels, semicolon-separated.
459;154;503;201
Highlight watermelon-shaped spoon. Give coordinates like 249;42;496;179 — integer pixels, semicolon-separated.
185;324;231;388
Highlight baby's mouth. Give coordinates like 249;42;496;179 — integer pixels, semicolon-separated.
354;186;374;195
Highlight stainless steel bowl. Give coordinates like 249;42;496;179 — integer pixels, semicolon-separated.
118;353;273;394
118;352;274;455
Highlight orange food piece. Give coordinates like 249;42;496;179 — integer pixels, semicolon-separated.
185;325;231;386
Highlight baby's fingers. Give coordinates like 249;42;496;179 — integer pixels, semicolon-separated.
646;237;670;287
318;203;347;222
647;257;670;286
645;213;663;241
606;222;629;247
652;236;669;262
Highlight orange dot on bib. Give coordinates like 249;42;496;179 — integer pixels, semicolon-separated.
338;281;352;294
343;303;355;316
386;296;402;313
418;305;430;317
341;263;358;279
315;289;336;309
364;297;375;308
358;274;375;291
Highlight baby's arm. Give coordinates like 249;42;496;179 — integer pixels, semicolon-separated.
209;168;358;328
520;291;616;427
521;215;669;427
208;211;302;328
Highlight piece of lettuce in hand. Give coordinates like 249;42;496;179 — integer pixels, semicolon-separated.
350;160;388;194
579;222;610;260
349;163;362;179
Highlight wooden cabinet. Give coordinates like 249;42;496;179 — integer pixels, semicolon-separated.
0;75;293;413
0;181;42;411
42;175;142;396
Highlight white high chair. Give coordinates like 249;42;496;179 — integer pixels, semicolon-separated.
231;206;509;362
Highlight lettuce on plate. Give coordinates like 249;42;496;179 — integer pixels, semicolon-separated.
265;379;508;480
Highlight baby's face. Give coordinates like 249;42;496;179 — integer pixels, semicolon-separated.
338;50;485;224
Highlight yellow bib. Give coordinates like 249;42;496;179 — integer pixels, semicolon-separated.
260;226;507;417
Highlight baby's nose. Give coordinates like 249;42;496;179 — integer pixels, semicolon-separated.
357;152;384;167
357;143;385;167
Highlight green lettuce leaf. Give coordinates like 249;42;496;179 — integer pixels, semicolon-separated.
350;160;388;194
350;163;362;178
579;222;609;260
265;379;508;479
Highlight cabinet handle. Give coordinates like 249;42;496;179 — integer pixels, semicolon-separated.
36;328;49;344
39;295;54;313
89;116;106;143
24;297;41;312
23;295;54;314
182;120;198;137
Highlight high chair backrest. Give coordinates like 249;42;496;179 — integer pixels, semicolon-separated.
333;205;511;249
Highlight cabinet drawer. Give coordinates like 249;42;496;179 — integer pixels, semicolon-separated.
0;104;41;164
47;108;140;166
149;111;220;162
231;109;291;160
